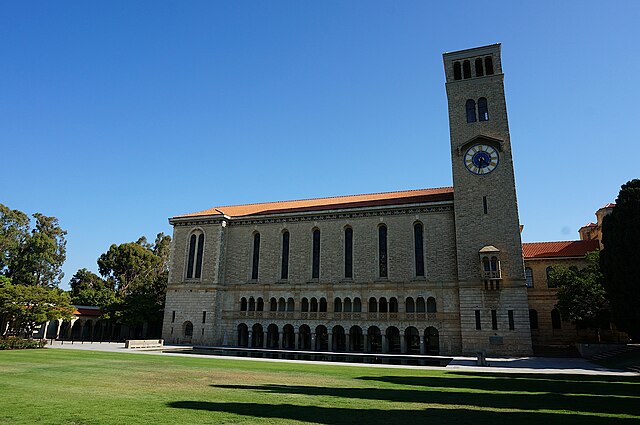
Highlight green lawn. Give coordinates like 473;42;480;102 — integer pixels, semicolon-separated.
0;349;639;425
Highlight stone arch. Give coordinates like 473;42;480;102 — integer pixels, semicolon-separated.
248;297;256;311
334;297;342;313
319;297;327;312
301;297;309;312
386;326;400;353
240;297;247;311
416;297;426;313
368;297;377;313
237;323;249;347
310;297;318;312
82;320;93;340
71;320;82;339
270;297;277;312
298;324;311;350
286;297;294;312
379;297;388;313
427;297;437;313
425;326;439;354
353;297;362;312
283;324;295;349
406;297;415;313
315;325;328;351
405;326;420;354
46;320;60;339
278;297;286;312
389;297;398;313
257;297;264;311
183;321;193;341
343;297;352;312
367;326;382;353
332;325;346;352
267;324;279;348
349;325;363;352
251;323;263;348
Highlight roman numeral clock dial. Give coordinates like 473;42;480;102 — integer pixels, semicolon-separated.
464;144;499;175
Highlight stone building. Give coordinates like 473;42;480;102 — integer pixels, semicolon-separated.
163;43;535;356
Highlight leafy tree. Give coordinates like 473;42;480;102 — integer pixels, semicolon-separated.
0;204;67;287
69;268;117;307
0;281;74;337
600;179;640;340
550;251;610;341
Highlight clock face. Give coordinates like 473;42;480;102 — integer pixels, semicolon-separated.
464;144;499;175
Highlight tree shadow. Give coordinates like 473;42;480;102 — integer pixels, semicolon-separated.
357;371;640;398
209;383;640;416
168;401;639;425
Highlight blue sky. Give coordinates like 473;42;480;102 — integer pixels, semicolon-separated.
1;1;639;289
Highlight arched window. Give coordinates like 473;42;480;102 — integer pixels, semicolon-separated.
490;256;498;272
453;61;462;80
287;297;294;312
525;268;534;288
546;266;556;288
344;297;352;312
184;321;193;337
416;297;426;313
379;297;388;313
369;297;377;313
248;297;255;311
466;99;477;123
414;222;425;277
251;233;260;280
278;297;286;312
463;60;471;79
389;297;398;313
312;229;321;279
378;225;388;278
427;297;437;313
301;297;309;312
334;297;342;313
257;297;264;311
310;297;318;312
482;256;491;272
270;297;277;312
529;309;539;329
485;56;494;75
353;297;362;312
344;227;353;279
240;297;247;311
406;297;415;313
281;231;290;280
475;58;484;77
478;97;489;121
186;231;205;279
319;297;327;312
551;309;562;329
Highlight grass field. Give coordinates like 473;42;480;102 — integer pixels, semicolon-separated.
0;349;639;425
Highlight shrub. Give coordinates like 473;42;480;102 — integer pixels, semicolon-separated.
0;337;47;350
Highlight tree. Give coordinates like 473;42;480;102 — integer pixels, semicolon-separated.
600;179;640;340
0;204;67;287
0;280;74;337
69;268;117;308
550;251;610;341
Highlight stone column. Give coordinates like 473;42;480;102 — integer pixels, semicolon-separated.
420;336;426;354
400;331;406;354
278;332;284;349
294;332;299;350
364;334;369;352
248;331;253;347
345;334;350;352
311;333;316;351
382;334;388;353
327;332;333;351
263;331;268;348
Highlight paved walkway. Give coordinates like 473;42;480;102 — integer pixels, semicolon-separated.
46;341;638;376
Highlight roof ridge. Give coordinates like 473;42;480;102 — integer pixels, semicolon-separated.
211;186;454;210
522;240;590;245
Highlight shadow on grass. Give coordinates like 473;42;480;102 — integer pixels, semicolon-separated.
210;383;640;416
356;371;640;398
168;401;638;425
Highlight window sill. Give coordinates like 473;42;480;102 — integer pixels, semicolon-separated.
306;279;320;284
410;276;427;282
374;278;389;283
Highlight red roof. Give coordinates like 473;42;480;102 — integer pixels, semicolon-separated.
73;306;103;317
580;222;597;228
602;203;616;209
522;240;599;259
174;187;454;219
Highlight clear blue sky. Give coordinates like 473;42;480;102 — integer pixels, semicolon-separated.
1;1;638;289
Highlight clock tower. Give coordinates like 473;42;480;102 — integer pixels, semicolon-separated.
443;44;532;355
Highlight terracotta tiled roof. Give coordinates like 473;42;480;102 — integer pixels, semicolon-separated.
602;203;616;209
580;222;597;228
522;240;599;259
174;187;454;219
73;306;103;317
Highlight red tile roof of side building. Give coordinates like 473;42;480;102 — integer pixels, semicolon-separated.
173;187;454;219
522;240;600;259
602;203;616;209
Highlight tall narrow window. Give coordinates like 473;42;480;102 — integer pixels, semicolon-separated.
414;222;425;277
483;196;488;214
186;231;204;279
195;234;204;278
508;310;515;330
478;97;489;121
463;60;471;79
525;268;534;288
529;309;539;329
281;231;290;280
378;225;388;278
485;56;494;75
475;58;484;77
312;229;321;279
251;233;260;280
171;311;176;322
546;266;556;288
202;311;206;324
344;227;353;279
466;99;477;123
475;310;482;330
491;310;498;330
453;61;462;80
551;309;562;329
